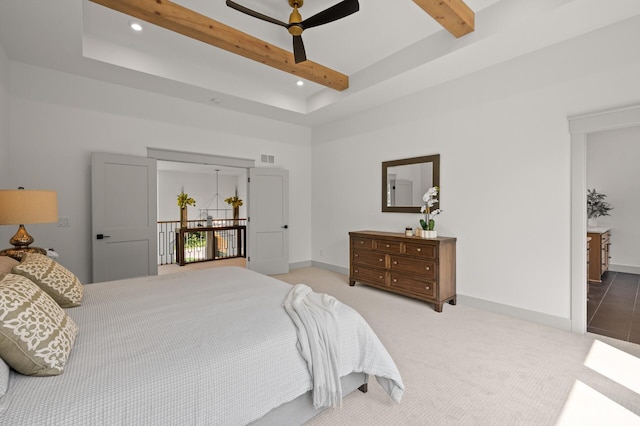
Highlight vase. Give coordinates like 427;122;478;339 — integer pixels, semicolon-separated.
423;230;437;239
180;206;188;229
587;217;598;228
233;206;239;225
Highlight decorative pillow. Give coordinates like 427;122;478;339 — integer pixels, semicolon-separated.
0;274;78;376
0;357;9;398
0;256;19;276
12;253;83;308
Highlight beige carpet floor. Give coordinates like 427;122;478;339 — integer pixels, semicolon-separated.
272;267;640;425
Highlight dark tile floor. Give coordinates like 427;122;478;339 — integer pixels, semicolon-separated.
587;271;640;344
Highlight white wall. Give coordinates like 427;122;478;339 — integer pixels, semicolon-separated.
2;63;312;284
158;169;246;222
587;126;640;271
311;16;640;324
0;41;8;187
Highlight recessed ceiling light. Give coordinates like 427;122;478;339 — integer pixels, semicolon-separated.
296;80;304;87
129;22;143;32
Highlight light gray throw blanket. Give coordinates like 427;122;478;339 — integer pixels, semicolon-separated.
283;284;405;409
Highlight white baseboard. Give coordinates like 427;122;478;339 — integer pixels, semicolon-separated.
456;295;572;331
290;260;312;270
609;264;640;275
308;261;573;332
310;260;348;275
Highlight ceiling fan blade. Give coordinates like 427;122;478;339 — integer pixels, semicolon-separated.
292;35;307;63
226;0;288;28
300;0;359;30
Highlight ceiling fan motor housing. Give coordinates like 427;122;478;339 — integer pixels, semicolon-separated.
288;1;303;35
227;0;359;63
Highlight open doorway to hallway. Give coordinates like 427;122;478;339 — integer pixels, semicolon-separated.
156;160;248;268
585;125;640;342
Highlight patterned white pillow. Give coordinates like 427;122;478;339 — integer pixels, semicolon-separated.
12;253;83;308
0;274;78;376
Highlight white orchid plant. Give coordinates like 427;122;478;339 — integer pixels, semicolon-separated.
420;186;442;231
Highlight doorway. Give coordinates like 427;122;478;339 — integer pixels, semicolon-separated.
584;126;640;342
569;105;640;334
156;160;248;270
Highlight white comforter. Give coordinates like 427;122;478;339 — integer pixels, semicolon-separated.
283;284;404;408
0;267;402;425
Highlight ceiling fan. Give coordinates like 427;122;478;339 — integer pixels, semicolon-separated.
226;0;360;64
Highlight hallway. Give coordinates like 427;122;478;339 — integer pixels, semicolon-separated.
588;271;640;344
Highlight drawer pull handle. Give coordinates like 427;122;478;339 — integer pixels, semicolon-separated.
417;248;422;252
379;258;383;262
355;254;359;257
360;241;364;245
425;286;430;290
386;244;390;248
393;261;398;265
393;279;397;283
355;269;359;273
379;275;383;279
425;266;430;271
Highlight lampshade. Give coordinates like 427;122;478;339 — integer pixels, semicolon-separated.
0;190;58;225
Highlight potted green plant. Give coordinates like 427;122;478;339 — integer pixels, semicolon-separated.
419;186;442;238
225;193;243;225
587;188;613;227
177;191;196;228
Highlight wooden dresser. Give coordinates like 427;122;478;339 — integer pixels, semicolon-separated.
349;230;456;312
587;228;611;283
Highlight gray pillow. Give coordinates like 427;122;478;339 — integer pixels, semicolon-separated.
0;256;19;276
0;274;78;376
0;357;8;398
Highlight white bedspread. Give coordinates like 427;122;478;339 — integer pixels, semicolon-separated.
0;266;403;425
283;284;404;409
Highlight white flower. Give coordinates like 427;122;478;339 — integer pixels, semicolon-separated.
420;186;442;231
423;186;438;201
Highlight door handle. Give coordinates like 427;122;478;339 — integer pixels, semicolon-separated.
281;225;288;229
96;234;111;240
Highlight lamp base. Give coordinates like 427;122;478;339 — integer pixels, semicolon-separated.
0;246;46;262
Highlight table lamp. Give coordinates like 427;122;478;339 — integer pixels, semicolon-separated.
0;188;58;260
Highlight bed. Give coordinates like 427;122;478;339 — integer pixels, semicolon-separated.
0;262;403;425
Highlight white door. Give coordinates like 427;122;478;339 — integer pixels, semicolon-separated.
248;168;289;275
91;152;158;283
394;179;413;206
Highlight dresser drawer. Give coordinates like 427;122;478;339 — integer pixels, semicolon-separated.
389;255;436;279
390;273;436;298
351;266;387;286
375;240;402;254
404;242;437;259
352;249;387;268
351;237;374;250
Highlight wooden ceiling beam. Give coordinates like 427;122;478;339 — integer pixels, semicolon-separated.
413;0;475;38
89;0;349;91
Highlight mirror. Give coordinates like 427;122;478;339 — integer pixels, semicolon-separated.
382;154;440;213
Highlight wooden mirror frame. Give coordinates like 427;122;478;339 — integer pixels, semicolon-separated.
381;154;440;213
